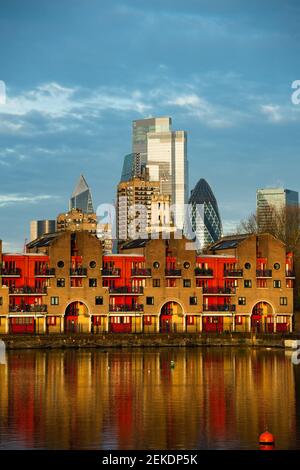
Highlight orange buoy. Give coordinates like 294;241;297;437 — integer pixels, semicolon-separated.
259;431;275;450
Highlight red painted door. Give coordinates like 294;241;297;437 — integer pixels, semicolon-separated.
110;317;132;333
160;315;172;333
10;318;35;334
65;316;78;333
203;316;223;333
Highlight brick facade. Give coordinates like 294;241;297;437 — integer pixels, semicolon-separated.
0;232;294;334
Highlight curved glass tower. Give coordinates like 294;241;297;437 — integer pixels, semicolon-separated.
188;178;222;249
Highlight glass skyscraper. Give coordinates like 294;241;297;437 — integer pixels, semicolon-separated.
69;175;94;214
187;178;222;249
257;187;299;231
131;117;188;230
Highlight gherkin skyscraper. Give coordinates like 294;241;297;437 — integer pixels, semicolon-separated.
188;178;222;249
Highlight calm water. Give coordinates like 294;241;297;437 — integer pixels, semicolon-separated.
0;347;299;450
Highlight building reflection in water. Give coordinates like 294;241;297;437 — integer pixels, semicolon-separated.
0;348;297;449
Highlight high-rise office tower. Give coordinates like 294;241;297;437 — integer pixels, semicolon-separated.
117;178;161;240
69;174;94;214
257;188;299;231
120;153;142;182
30;220;56;241
132;117;188;230
187;178;222;249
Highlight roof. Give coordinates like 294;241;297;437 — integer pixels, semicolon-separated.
208;234;250;251
71;174;90;197
26;232;61;249
120;239;149;250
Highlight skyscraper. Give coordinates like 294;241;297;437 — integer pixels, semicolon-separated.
69;174;94;214
187;178;222;249
120;153;142;182
30;220;56;241
257;187;299;231
117;177;161;240
132;117;188;230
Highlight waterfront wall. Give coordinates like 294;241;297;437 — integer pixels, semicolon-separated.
0;333;299;350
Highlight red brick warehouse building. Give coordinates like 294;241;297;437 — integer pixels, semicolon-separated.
0;232;294;334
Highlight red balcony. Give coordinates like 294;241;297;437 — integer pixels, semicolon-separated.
9;304;47;313
224;270;243;277
109;286;144;295
202;287;236;295
102;268;121;277
70;267;87;277
203;304;236;312
165;269;182;277
195;268;213;277
9;286;47;295
109;304;144;312
131;268;152;277
0;267;21;277
256;269;272;278
35;268;55;277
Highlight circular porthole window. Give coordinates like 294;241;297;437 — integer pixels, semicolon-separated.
274;263;280;270
57;261;64;268
153;261;160;269
90;261;96;269
245;262;251;270
183;261;190;269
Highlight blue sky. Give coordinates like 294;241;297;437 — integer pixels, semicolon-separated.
0;0;300;251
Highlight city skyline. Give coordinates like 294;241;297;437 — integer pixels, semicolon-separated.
0;0;300;252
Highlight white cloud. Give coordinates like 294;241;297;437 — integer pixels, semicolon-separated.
260;104;283;123
0;194;58;207
166;93;240;128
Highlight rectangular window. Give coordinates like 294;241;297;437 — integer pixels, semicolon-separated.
95;296;103;305
190;296;197;305
274;280;281;288
187;315;194;325
280;297;288;305
50;296;59;306
257;279;267;288
153;279;160;288
93;316;102;325
146;296;154;305
238;297;246;305
89;278;97;287
46;316;57;326
57;278;65;287
71;278;82;287
244;280;252;288
235;316;243;325
144;315;152;325
0;297;2;306
166;279;176;287
183;279;191;288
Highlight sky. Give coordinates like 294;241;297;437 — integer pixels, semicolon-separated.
0;0;300;252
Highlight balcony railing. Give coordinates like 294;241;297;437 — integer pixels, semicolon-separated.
0;267;21;276
109;286;144;295
102;268;121;277
195;268;213;277
203;304;236;312
224;270;243;277
35;268;55;276
9;286;47;295
202;287;236;295
109;304;144;312
9;304;47;313
131;268;152;277
256;269;272;278
286;270;295;277
70;267;87;276
165;269;182;277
